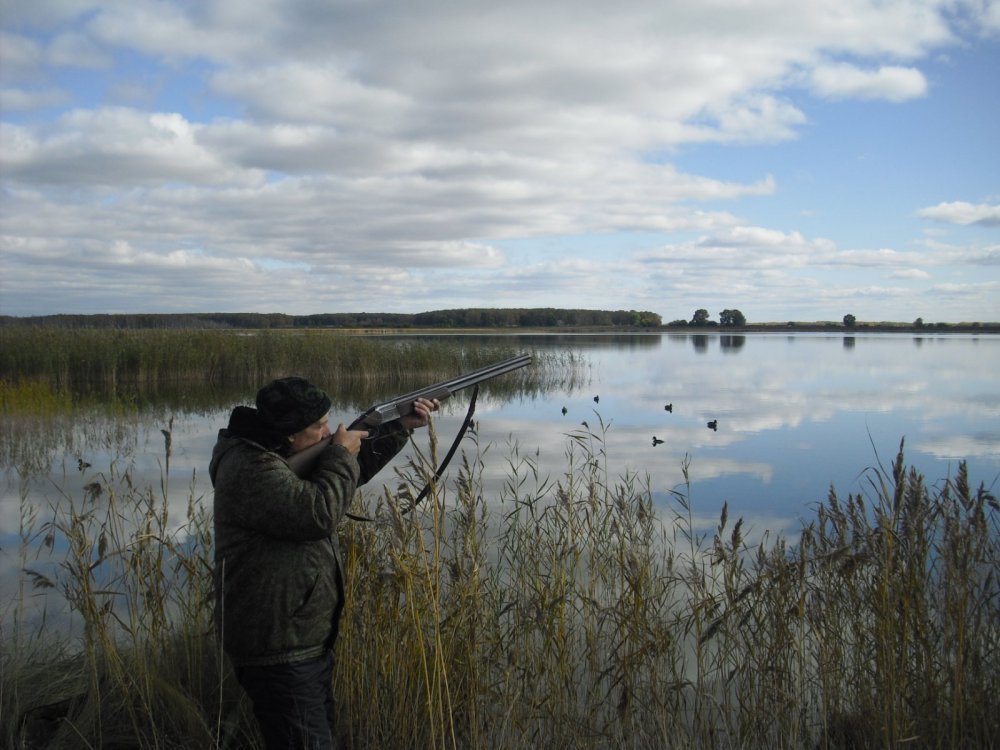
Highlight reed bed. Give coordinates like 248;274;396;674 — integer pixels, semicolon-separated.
2;420;998;748
0;327;562;405
0;327;577;481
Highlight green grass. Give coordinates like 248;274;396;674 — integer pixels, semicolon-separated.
3;416;997;748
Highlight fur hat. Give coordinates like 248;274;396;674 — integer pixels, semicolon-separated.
255;376;331;436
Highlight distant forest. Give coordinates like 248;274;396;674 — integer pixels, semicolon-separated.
0;308;663;329
3;310;997;332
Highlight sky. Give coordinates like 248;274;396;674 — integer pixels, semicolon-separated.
1;0;999;324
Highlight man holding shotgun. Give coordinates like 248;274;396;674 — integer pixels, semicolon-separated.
210;375;439;749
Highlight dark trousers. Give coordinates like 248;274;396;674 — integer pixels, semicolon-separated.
235;651;336;750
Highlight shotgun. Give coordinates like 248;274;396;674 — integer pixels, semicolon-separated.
286;352;532;477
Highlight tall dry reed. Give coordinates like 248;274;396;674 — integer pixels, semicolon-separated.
2;420;997;748
2;425;256;749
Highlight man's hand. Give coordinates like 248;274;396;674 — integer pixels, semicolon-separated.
400;397;440;430
331;424;369;456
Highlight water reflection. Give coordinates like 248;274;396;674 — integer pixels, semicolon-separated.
720;335;745;352
370;332;663;350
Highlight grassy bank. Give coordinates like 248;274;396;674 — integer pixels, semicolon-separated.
2;422;997;748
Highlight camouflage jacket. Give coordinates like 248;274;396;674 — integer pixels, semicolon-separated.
209;420;410;666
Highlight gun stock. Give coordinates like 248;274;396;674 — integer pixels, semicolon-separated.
286;353;531;478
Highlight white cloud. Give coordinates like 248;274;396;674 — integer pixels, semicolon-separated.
810;63;928;101
210;63;411;129
890;268;932;280
0;31;44;82
825;248;911;267
929;280;1000;297
2;108;264;187
918;201;1000;226
700;95;809;144
0;87;70;112
376;240;506;269
0;0;104;28
85;2;248;63
48;30;113;69
636;226;995;298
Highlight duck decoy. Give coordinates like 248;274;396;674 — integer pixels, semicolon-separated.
707;420;718;431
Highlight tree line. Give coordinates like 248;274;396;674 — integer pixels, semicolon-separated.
0;308;662;330
4;309;993;331
667;308;747;328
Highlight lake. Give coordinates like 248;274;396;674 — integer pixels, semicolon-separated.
380;331;999;537
2;331;998;626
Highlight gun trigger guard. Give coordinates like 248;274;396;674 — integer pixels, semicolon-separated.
361;425;381;441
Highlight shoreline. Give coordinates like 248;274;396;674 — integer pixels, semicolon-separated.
345;323;1000;335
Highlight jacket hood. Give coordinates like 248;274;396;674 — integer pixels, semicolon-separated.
209;405;288;486
209;434;241;486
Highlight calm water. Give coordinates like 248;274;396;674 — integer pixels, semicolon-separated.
396;332;1000;536
2;332;999;624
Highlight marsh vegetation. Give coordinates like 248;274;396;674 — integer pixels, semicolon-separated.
0;327;557;406
1;329;998;748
